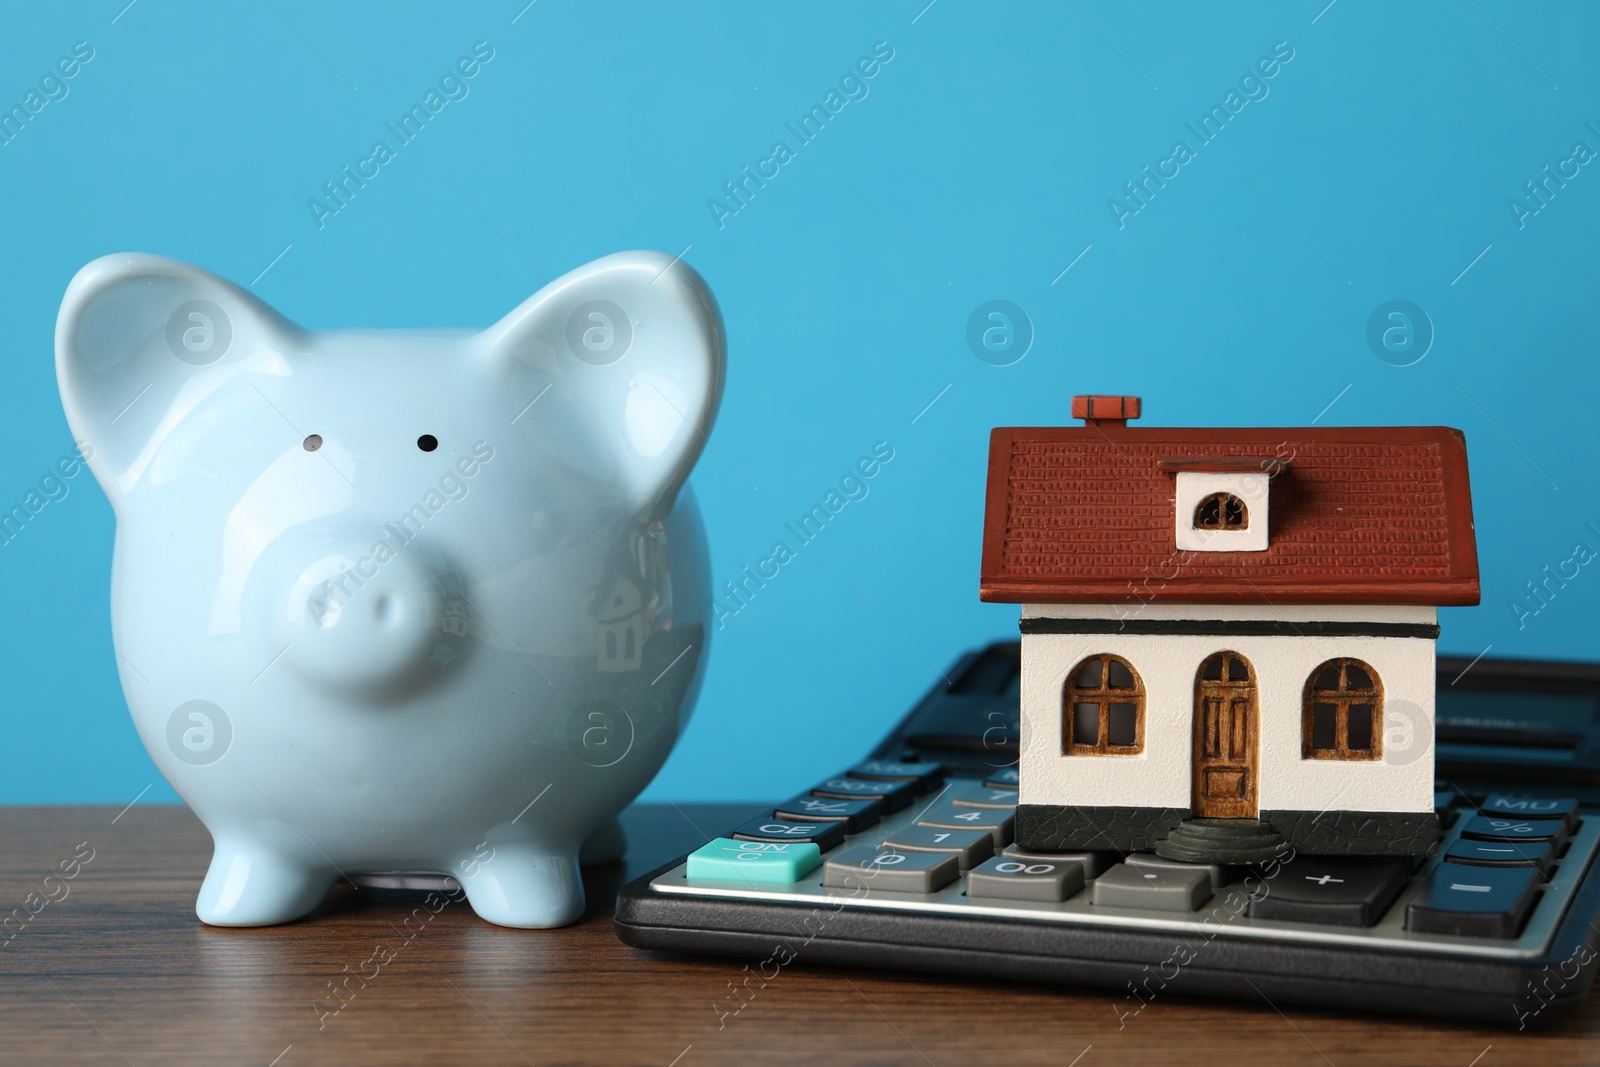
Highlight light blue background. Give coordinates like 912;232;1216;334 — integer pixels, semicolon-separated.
1;2;1596;805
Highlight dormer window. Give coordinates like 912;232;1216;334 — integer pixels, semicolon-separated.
1194;493;1248;531
1161;458;1282;553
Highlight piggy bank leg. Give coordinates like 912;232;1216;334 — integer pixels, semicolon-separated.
458;842;585;928
196;840;336;926
578;817;627;867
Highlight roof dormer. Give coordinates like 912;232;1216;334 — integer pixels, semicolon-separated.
1159;455;1286;553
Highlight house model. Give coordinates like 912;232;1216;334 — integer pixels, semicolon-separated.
979;396;1480;863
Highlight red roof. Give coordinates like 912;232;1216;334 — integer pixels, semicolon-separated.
980;423;1480;606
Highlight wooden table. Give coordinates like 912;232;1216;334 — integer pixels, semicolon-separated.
1;804;1595;1066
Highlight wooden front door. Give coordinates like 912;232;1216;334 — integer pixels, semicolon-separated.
1192;652;1259;819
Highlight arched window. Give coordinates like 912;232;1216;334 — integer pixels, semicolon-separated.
1063;654;1144;755
1194;493;1248;530
1303;659;1383;760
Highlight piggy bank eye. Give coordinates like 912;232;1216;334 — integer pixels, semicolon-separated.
303;434;323;452
417;434;439;452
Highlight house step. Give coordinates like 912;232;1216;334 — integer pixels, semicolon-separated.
1153;817;1288;864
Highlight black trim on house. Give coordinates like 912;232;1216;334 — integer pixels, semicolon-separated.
1019;618;1441;640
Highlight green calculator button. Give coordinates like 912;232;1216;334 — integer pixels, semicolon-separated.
686;838;822;884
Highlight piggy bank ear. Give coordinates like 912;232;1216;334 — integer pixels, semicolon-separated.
482;250;725;521
56;254;299;503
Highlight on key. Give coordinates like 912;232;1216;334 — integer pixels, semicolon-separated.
730;817;845;852
1478;795;1580;830
1460;816;1568;845
1245;856;1409;927
811;777;915;813
1406;864;1541;938
1445;838;1557;873
773;795;881;833
848;760;946;794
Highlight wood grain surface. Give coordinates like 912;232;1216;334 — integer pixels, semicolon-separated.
0;803;1594;1066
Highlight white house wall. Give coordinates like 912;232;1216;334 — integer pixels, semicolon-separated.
1017;604;1437;816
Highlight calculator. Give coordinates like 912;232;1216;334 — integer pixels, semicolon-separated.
614;642;1600;1027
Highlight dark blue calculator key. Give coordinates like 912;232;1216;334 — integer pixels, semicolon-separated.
1445;837;1557;872
983;767;1021;790
811;777;915;813
773;795;880;833
1478;795;1580;830
1405;865;1540;938
848;760;946;794
730;818;846;852
1245;856;1409;927
1460;815;1568;845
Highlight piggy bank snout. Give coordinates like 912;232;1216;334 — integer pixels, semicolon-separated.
258;531;450;693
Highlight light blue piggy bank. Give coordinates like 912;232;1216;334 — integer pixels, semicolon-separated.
56;251;723;928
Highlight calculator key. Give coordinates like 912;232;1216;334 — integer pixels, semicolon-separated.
1245;856;1409;927
1092;863;1211;912
1406;865;1540;938
773;795;881;833
1002;846;1115;879
730;818;845;852
1445;838;1557;872
1126;853;1230;893
916;803;1014;847
1460;816;1568;845
983;767;1021;789
1478;795;1580;830
947;784;1021;811
822;846;959;894
848;760;946;794
880;825;993;869
967;855;1085;903
811;777;915;813
686;838;821;884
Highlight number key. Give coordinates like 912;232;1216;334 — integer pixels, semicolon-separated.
916;802;1014;847
879;825;993;869
966;855;1084;902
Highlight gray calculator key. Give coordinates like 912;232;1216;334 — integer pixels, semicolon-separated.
916;803;1014;847
984;767;1021;789
1126;852;1229;892
1092;863;1212;912
1002;846;1115;879
947;784;1021;811
822;845;959;894
880;825;993;869
967;855;1085;902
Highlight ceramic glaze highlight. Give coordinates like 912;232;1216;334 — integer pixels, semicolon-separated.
56;251;724;928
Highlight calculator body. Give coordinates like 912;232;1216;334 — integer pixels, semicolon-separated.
615;643;1600;1027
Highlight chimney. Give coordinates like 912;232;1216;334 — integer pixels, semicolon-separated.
1071;394;1141;428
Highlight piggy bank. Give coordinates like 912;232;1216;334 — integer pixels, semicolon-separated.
55;251;723;928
